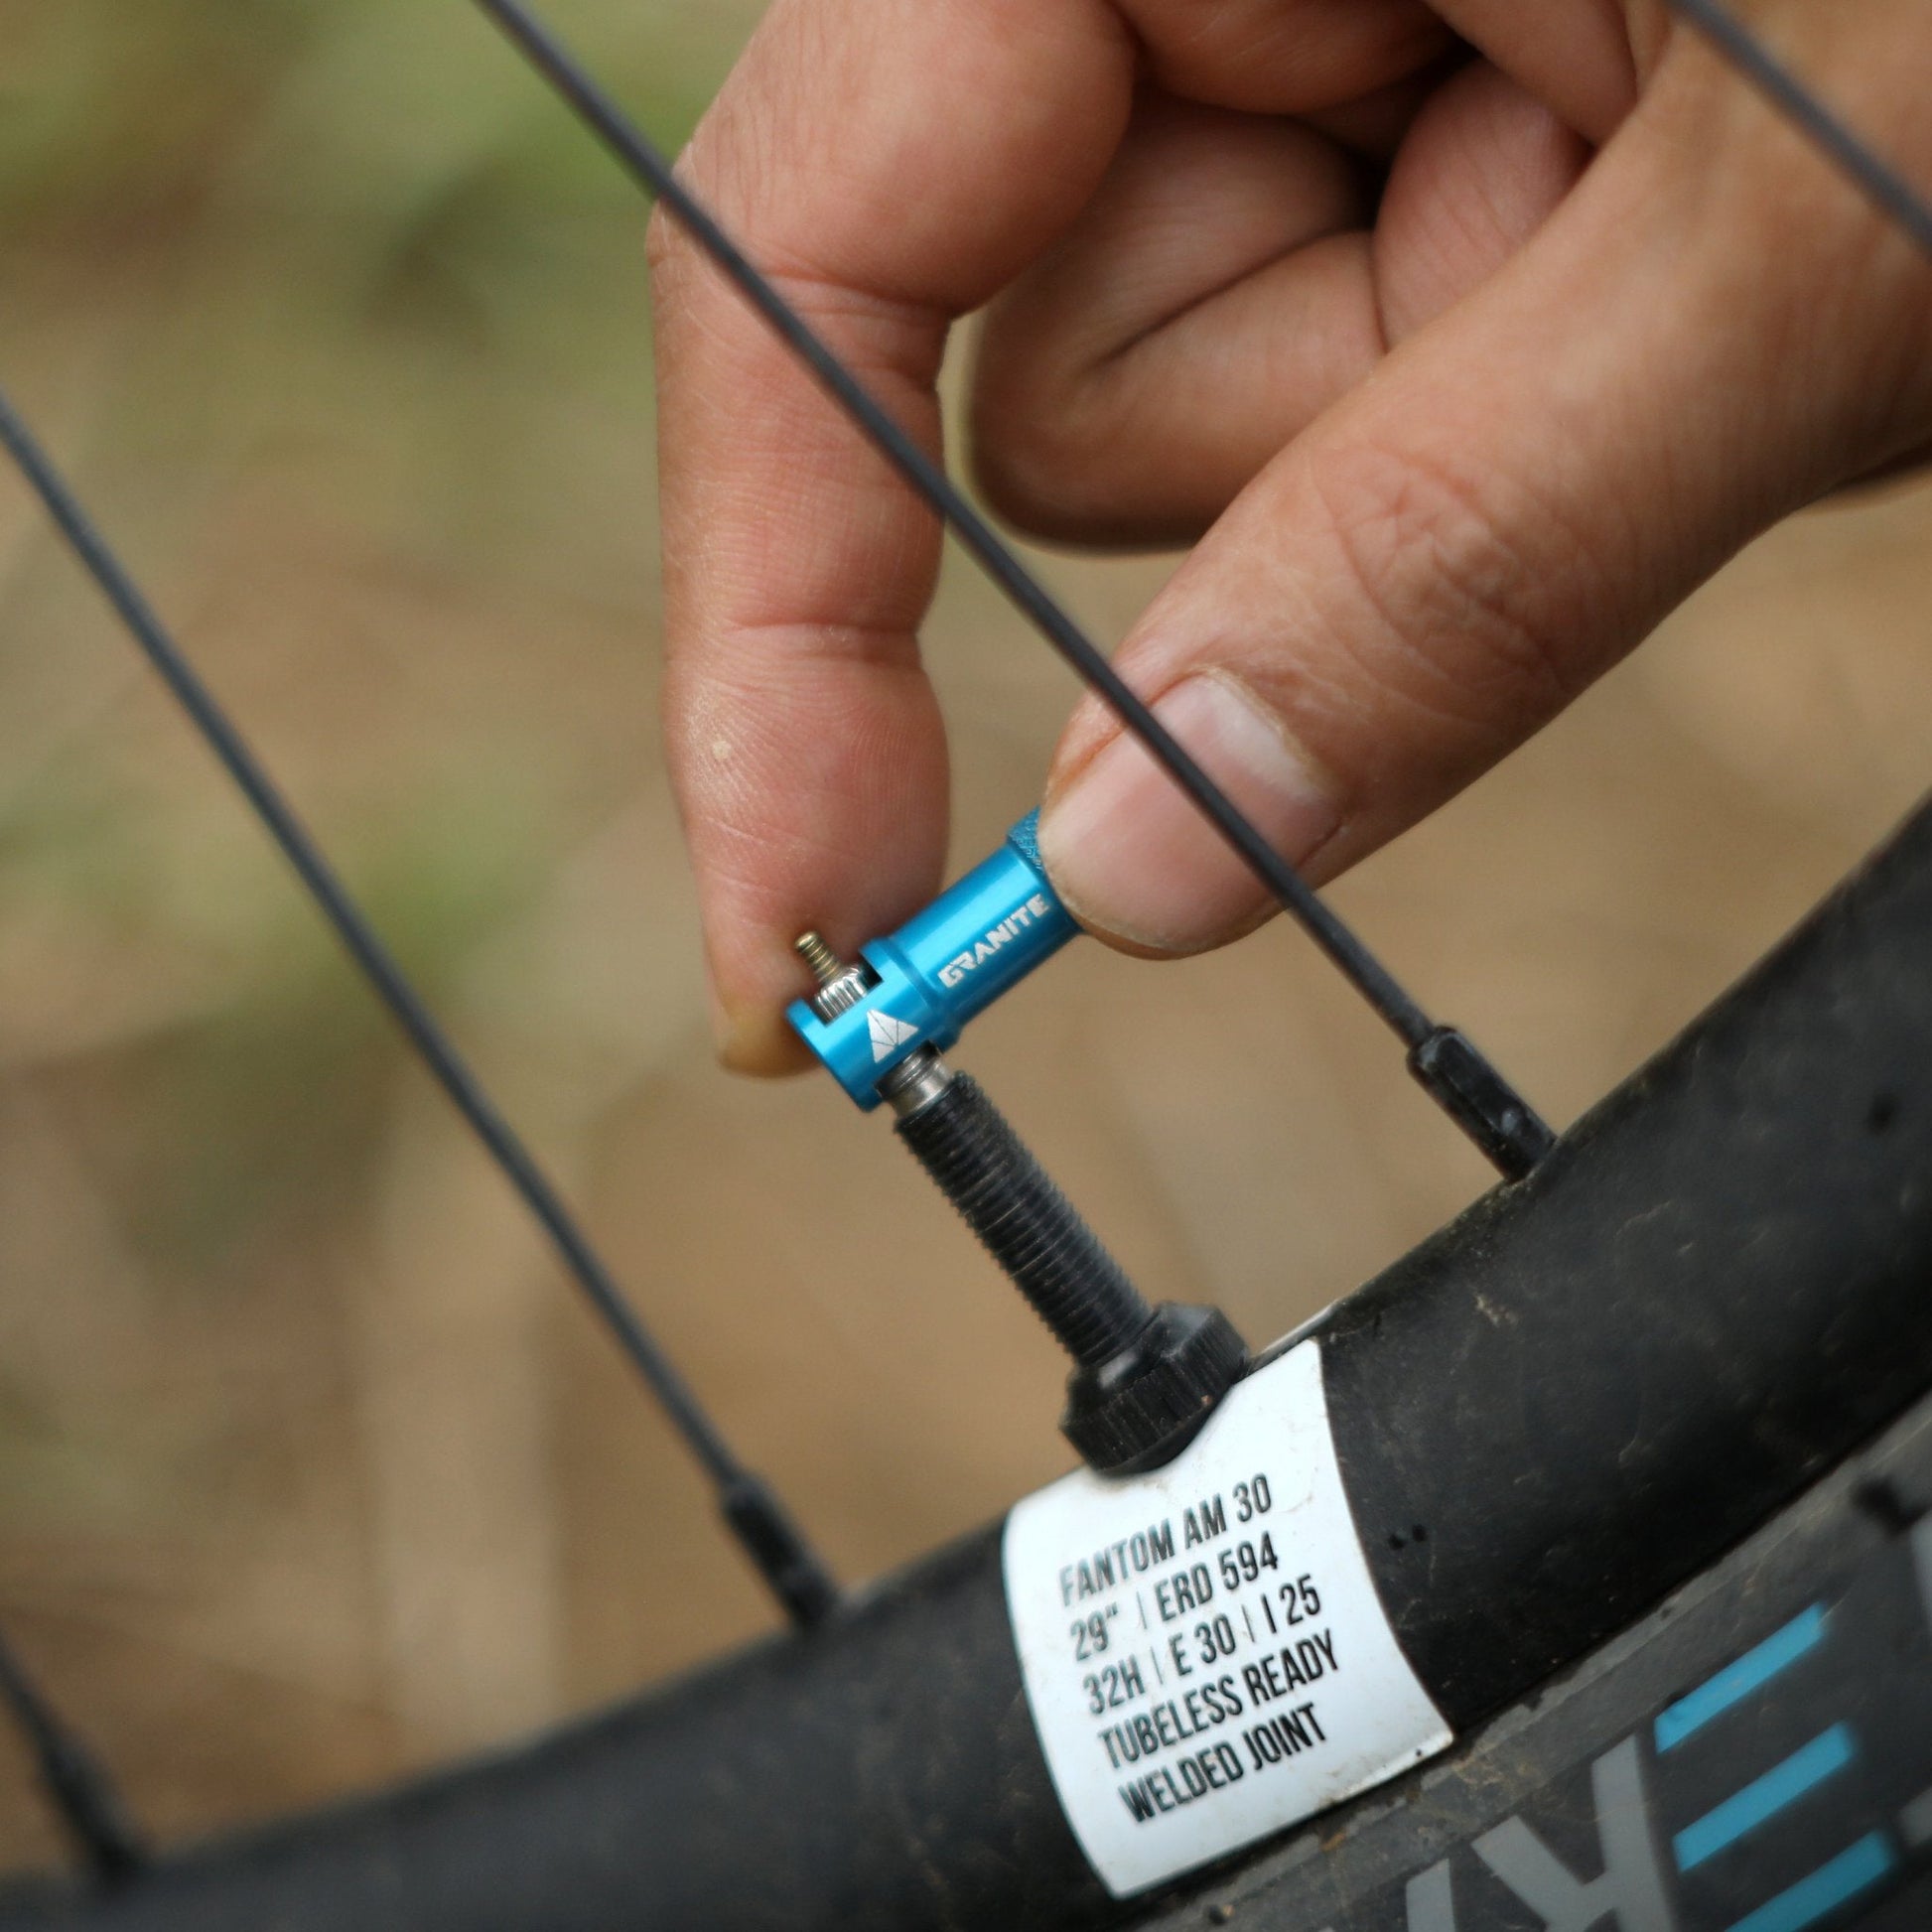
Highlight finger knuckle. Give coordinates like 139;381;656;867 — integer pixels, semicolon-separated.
1310;438;1589;741
969;330;1153;542
970;384;1115;542
1122;0;1448;113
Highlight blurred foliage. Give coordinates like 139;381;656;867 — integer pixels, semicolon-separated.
0;0;737;241
0;744;558;1273
0;0;759;1746
0;0;753;1152
0;0;759;583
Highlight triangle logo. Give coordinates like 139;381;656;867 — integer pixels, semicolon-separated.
869;1011;918;1062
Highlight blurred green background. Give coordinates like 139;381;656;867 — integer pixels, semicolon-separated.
0;0;1929;1871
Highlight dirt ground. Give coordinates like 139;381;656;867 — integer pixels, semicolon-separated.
0;0;1929;1876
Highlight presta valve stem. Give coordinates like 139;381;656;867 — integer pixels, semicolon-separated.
796;930;1245;1474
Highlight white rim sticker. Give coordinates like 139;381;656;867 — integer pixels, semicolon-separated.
1002;1340;1450;1897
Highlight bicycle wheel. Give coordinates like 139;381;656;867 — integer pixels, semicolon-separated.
4;751;1931;1932
2;3;1931;1929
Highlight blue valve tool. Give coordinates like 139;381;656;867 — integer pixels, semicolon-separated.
787;811;1077;1108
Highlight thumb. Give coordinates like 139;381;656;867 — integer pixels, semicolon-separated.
1036;27;1932;955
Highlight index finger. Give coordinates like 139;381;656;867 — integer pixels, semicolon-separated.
649;0;1440;1071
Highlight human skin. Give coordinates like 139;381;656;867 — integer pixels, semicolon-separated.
646;0;1932;1075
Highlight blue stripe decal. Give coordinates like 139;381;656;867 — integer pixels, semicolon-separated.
1722;1833;1897;1932
1655;1605;1828;1752
1674;1725;1857;1871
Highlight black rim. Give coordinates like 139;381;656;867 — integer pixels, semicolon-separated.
4;789;1927;1932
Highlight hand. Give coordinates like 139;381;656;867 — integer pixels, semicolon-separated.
648;0;1932;1073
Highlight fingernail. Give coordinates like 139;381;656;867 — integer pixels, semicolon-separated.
704;968;741;1057
706;956;790;1074
1038;674;1340;954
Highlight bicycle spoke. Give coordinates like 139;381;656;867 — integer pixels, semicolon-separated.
472;0;1558;1182
0;1622;144;1884
0;385;837;1631
1669;0;1932;259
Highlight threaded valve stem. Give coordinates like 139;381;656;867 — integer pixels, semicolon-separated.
894;1061;1246;1473
896;1070;1153;1369
793;932;1247;1473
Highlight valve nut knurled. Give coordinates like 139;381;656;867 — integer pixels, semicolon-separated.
1061;1303;1248;1477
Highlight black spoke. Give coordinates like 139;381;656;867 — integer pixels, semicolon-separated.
472;0;1557;1181
0;1622;144;1884
1669;0;1932;258
0;386;836;1631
